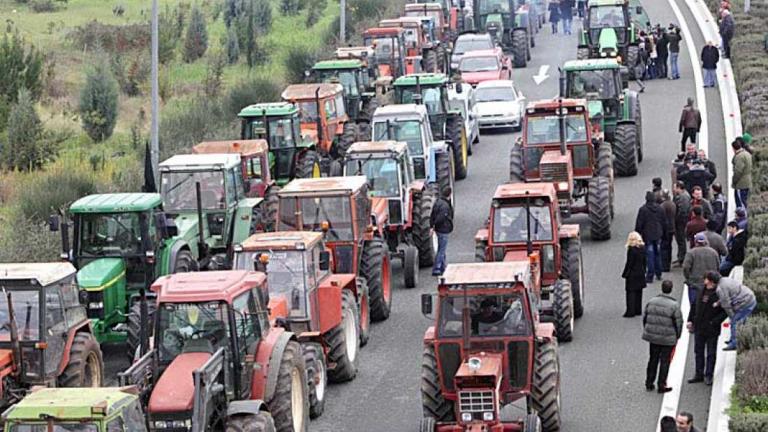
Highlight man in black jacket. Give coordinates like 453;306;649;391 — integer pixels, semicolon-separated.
686;280;727;385
656;27;669;78
720;221;747;276
636;191;669;282
673;181;692;265
430;187;453;276
701;41;720;87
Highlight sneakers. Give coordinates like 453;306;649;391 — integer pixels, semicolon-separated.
723;345;737;351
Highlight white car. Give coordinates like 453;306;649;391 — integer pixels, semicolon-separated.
448;83;480;152
475;80;526;131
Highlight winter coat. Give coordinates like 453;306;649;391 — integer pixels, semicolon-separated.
635;198;668;243
674;190;692;228
720;13;735;39
549;3;561;22
667;31;682;53
622;246;647;292
643;294;683;346
683;245;720;287
688;288;728;338
679;106;702;132
716;277;756;318
726;229;747;265
430;197;454;234
680;167;714;196
732;149;753;190
703;159;717;180
701;45;720;69
704;230;728;256
711;193;727;233
686;217;708;247
661;199;676;236
656;32;669;57
559;0;573;19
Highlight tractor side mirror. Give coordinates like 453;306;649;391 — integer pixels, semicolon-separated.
48;215;60;232
421;293;434;317
319;251;331;271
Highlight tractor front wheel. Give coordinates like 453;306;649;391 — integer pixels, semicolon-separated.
588;176;612;241
531;339;562;432
435;149;455;206
266;340;309;432
509;144;524;182
263;185;280;231
475;242;487;262
524;413;543;432
356;277;371;346
561;238;585;318
412;189;436;268
226;412;276;432
303;343;327;419
126;301;157;361
403;246;419;288
326;289;360;382
58;333;103;388
596;142;613;180
613;123;638;177
511;29;528;67
552;280;574;342
173;250;198;273
626;45;641;79
296;150;322;178
421;346;455;422
361;240;392;321
446;116;468;180
420;417;436;432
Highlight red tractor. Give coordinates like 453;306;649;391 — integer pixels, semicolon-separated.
119;271;309;432
363;27;408;79
276;176;394;321
420;261;562;431
475;182;584;341
509;98;614;240
380;17;444;74
234;231;370;418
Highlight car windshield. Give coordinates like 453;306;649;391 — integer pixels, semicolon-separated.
0;290;40;342
478;0;511;14
398;86;443;115
279;196;354;241
438;293;530;338
345;157;400;197
492;205;554;243
460;56;499;72
10;423;98;432
454;38;494;55
525;114;588;145
77;212;143;257
297;101;319;123
316;70;359;97
373;120;424;156
157;301;229;363
245;117;295;149
567;69;617;99
590;5;625;27
476;86;517;102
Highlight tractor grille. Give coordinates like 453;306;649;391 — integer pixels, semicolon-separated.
540;162;570;200
459;390;494;414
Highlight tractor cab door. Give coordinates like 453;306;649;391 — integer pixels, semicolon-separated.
232;289;262;399
45;284;68;377
272;116;300;181
243;155;268;197
323;93;347;147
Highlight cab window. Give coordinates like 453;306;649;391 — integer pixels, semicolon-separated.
324;99;337;120
232;291;258;352
334;94;346;118
225;169;237;204
246;158;263;180
106;418;125;432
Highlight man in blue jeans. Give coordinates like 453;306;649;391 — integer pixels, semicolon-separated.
704;271;757;351
667;25;682;79
430;187;454;276
636;191;669;282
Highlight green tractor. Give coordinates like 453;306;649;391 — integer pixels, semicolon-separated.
238;102;323;183
393;73;470;180
563;58;643;176
473;0;533;68
578;0;643;79
2;387;149;431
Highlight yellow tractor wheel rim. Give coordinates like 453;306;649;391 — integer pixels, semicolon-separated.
461;129;468;167
312;162;321;178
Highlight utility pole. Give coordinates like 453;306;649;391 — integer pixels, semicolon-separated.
340;0;346;44
150;0;160;183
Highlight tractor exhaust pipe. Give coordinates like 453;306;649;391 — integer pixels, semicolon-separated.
139;289;149;357
195;182;209;261
558;97;567;156
559;67;566;99
315;88;324;144
525;193;533;256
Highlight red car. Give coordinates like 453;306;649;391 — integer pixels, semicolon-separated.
458;49;512;86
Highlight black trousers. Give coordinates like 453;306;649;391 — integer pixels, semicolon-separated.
657;55;668;77
646;343;674;387
674;223;687;262
625;289;643;316
681;128;697;151
694;333;718;379
660;233;673;271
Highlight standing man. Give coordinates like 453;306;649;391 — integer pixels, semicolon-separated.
667;24;683;79
704;220;728;258
656;26;670;79
732;139;753;209
719;9;735;59
660;190;677;272
687;279;727;385
635;191;668;283
430;187;454;276
560;0;574;35
676;412;702;432
643;280;683;393
710;183;727;233
679;98;702;152
701;41;720;88
705;271;756;351
577;0;586;18
699;149;717;181
720;220;747;276
683;233;721;305
673;181;692;266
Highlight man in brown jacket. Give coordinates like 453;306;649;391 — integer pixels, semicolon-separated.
679;98;702;152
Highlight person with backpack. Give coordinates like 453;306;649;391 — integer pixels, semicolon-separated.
430;187;454;276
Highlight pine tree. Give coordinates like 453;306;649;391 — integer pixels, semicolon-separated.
3;88;43;171
183;4;208;63
226;25;240;64
0;32;44;105
79;59;119;142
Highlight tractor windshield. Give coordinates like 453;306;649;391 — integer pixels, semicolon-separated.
438;293;530;338
567;69;617;99
161;170;226;212
373;120;424;157
589;5;626;28
525;114;589;145
345;157;401;198
278;196;354;241
156;301;230;363
244;116;296;149
397;86;444;115
0;290;40;342
492;205;554;243
459;56;500;72
366;36;400;60
297;101;320;123
234;250;309;316
316;70;359;98
77;212;143;257
478;0;511;14
9;423;98;431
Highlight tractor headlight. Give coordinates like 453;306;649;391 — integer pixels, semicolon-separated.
461;412;473;422
152;420;168;429
483;412;494;421
556;181;569;191
171;420;192;429
88;302;104;310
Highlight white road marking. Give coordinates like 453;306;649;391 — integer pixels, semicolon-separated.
656;288;691;431
533;65;550;85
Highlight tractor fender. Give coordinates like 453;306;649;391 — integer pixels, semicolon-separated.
423;326;436;343
622;89;640;121
252;328;295;402
317;275;356;334
474;228;488;243
56;319;95;375
409;179;427;193
165;240;191;274
534;322;556;342
557;224;580;240
227;399;268;418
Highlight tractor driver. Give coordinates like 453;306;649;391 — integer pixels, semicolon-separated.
471;298;504;335
271;121;293;149
472;296;527;336
495;207;529;242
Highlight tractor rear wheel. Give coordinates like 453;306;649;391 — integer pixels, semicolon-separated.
560;238;584;318
632;96;644;162
361;239;392;321
420;417;436;432
58;333;103;388
596;142;613;180
338;123;358;157
576;47;590;60
511;29;528;67
626;45;640;79
303;342;326;419
356;278;371;346
296;150;322;178
412;189;436;268
361;97;379;128
173;250;198;273
509;144;524;182
226;412;276;432
435;149;455;206
531;339;561;432
588;176;612;241
421;345;455;422
424;50;438;73
613;123;638;177
552;280;574;342
403;246;419;288
447;116;468;180
126;301;157;361
525;414;543;432
266;340;309;432
326;289;360;382
263;185;280;231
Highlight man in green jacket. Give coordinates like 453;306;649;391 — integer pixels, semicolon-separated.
731;139;752;209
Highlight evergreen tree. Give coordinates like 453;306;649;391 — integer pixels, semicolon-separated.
79;59;119;142
226;25;240;64
3;88;43;171
0;31;44;106
183;4;208;63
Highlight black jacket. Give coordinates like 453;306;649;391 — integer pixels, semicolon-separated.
656;32;669;57
635;194;668;242
430;197;454;234
687;288;728;338
701;45;720;69
679;167;714;195
726;230;747;265
559;0;573;19
622;246;647;292
667;31;682;53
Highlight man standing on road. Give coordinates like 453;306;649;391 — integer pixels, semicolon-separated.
667;24;682;79
660;190;677;272
676;412;702;432
732;139;753;210
683;233;720;305
719;9;735;59
656;26;669;79
679;98;702;152
687;274;727;386
673;181;692;267
430;187;454;277
710;182;727;233
635;191;668;283
704;220;728;258
560;0;574;35
701;41;720;88
685;206;708;248
705;271;756;351
643;280;683;393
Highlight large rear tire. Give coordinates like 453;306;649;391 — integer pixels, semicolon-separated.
58;333;103;388
511;29;528;68
126;301;157;361
632;96;644;162
337;123;358;157
412;189;436;267
588;176;612;240
266;340;309;432
424;50;438;73
552;280;574;342
263;185;280;231
435;149;454;206
626;45;640;79
560;238;584;318
361;240;392;321
421;346;454;422
172;250;198;273
226;412;276;432
325;289;360;382
303;342;326;419
295;150;322;178
613;123;638;177
509;144;524;182
531;339;562;432
403;246;419;288
447;116;468;180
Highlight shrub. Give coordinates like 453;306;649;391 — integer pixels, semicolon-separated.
18;164;97;221
183;5;208;63
204;50;226;98
67;21;150;53
30;0;60;13
0;31;44;104
280;0;302;16
0;213;62;263
159;4;183;64
284;45;317;85
305;0;327;27
737;349;768;410
79;58;119;142
252;0;273;34
112;54;149;96
224;76;281;117
159;98;230;159
737;314;768;352
2;88;45;171
730;413;768;432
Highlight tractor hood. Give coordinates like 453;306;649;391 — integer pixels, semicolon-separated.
454;352;503;386
77;258;125;290
172;214;202;242
148;352;212;414
598;28;619;57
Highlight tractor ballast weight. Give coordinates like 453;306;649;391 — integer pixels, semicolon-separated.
473;0;531;68
577;0;643;79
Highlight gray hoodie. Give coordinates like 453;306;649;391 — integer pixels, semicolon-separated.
716;277;756;317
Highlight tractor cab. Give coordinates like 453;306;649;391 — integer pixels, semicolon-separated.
379;17;437;74
579;0;639;65
193;140;273;198
310;59;383;129
371;104;436;182
404;2;448;42
419;262;561;431
362;27;407;79
474;0;513;39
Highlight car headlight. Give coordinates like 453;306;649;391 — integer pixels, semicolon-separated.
461;412;473;422
483;412;494;421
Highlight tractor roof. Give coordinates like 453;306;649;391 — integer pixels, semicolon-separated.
238;102;298;118
193;140;268;157
563;58;620;71
313;59;363;70
70;193;162;214
153;270;266;304
380;17;423;28
493;183;557;202
363;27;405;37
3;387;138;421
160;153;241;171
0;262;76;287
282;83;343;101
373;103;429;119
394;73;448;87
346;140;408;156
441;262;532;287
279;176;368;196
526;98;589;112
241;231;323;251
588;0;626;6
404;2;442;11
335;46;374;60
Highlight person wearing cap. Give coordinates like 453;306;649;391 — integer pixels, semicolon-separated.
701;41;720;88
734;207;748;232
732;139;752;209
684;233;720;305
720;220;747;276
667;24;682;79
704;271;756;350
679;98;702;152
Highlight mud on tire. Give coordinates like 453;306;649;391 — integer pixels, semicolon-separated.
361;239;392;321
326;289;360;382
266;340;309;432
531;339;562;432
421;345;455;422
58;333;103;388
